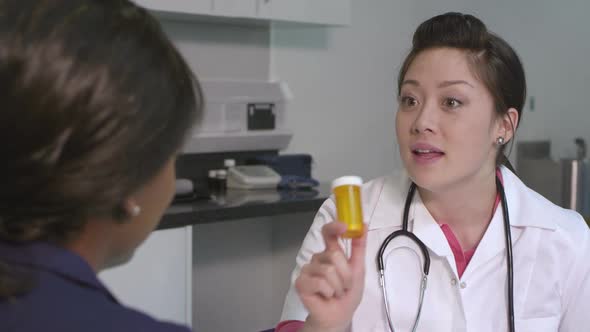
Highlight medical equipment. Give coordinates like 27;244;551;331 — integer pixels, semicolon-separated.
226;165;281;189
376;175;515;332
332;176;364;238
182;80;293;153
517;139;589;215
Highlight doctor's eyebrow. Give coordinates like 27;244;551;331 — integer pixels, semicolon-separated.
400;79;475;88
401;79;420;87
438;80;475;88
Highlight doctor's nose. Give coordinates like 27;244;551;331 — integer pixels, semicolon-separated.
411;104;437;135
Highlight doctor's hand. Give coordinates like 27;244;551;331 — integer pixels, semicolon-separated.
296;221;368;332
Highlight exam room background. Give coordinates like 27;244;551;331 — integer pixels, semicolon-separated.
152;0;590;330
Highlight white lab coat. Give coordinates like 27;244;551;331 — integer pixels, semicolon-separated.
279;166;590;332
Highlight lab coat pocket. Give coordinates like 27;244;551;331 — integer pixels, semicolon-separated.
515;316;560;332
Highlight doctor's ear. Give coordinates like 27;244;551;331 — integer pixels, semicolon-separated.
496;108;519;144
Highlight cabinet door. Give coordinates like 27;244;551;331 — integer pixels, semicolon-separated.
99;226;193;327
213;0;258;18
133;0;212;15
258;0;350;25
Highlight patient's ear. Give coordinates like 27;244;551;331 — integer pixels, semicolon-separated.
122;199;142;219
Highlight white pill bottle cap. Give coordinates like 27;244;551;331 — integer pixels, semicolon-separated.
331;176;363;189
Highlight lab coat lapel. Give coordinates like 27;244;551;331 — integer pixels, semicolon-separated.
410;192;455;268
368;175;456;275
461;167;528;280
461;205;507;279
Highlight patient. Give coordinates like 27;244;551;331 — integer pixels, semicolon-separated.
0;0;202;331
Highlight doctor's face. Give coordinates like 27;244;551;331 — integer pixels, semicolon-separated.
395;47;501;193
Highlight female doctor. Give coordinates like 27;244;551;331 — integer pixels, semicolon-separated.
276;12;590;332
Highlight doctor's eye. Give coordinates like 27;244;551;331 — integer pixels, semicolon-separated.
443;97;463;109
399;96;419;108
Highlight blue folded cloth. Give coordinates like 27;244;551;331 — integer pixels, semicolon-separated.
278;175;319;190
250;154;319;190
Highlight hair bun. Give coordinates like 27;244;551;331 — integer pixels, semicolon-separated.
413;12;488;50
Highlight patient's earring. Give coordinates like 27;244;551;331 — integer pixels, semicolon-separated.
129;204;142;217
496;136;505;146
122;200;142;218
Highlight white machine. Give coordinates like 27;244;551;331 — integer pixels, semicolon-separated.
182;80;293;153
227;165;281;189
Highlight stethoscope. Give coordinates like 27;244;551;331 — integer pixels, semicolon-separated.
376;175;515;332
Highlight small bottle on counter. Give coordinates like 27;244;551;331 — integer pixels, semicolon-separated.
216;169;228;195
224;159;236;172
220;159;235;194
208;170;219;195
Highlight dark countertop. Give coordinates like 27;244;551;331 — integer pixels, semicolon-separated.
157;184;331;230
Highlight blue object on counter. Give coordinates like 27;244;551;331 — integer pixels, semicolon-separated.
249;154;319;190
278;175;319;190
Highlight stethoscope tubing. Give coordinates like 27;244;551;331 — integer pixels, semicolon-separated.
376;175;515;332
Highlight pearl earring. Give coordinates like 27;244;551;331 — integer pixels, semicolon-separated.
129;204;141;217
496;137;505;145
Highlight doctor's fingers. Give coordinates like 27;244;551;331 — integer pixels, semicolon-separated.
311;250;353;290
321;221;348;252
349;226;368;277
295;270;340;300
300;262;346;297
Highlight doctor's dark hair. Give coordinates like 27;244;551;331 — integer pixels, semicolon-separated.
397;12;526;168
0;0;202;297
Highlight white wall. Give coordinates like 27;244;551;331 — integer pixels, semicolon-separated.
463;0;590;160
271;1;410;182
161;20;271;81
